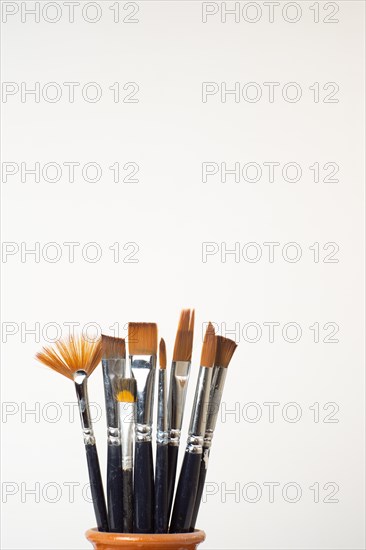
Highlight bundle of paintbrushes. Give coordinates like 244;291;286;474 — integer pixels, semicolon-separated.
36;310;237;534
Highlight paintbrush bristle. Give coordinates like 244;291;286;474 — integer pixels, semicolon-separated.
128;323;158;356
101;334;125;359
159;338;167;369
115;378;137;402
215;336;237;368
36;336;101;380
200;322;216;368
172;309;195;362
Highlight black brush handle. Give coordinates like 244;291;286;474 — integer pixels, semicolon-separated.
134;440;154;533
154;443;168;533
190;452;208;530
85;444;109;532
107;444;123;532
170;451;201;533
122;469;133;533
167;444;179;518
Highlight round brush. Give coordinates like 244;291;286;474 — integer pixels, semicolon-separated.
155;338;169;533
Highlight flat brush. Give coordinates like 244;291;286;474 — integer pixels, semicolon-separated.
167;309;195;519
170;323;216;533
116;377;137;533
36;336;109;532
155;338;168;533
190;336;238;530
101;335;125;533
128;322;158;534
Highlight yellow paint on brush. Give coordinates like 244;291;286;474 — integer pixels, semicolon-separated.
117;390;135;403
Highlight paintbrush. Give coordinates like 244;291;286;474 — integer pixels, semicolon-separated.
167;309;195;518
36;336;109;532
101;335;125;533
170;323;216;533
154;338;169;533
190;336;237;530
115;377;137;533
128;322;158;533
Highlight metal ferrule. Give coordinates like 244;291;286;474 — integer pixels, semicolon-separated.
130;354;156;440
168;360;191;446
203;366;227;450
157;369;168;445
118;400;135;470
102;358;124;445
73;370;95;446
186;366;213;454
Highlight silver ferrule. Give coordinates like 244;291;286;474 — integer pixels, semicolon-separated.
157;369;168;445
130;355;156;427
73;370;95;446
102;358;124;433
136;422;152;443
118;401;135;470
186;366;213;454
168;360;191;446
203;366;227;449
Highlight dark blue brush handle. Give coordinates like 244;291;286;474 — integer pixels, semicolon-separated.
107;444;123;532
154;443;168;533
134;440;154;533
85;444;109;532
167;444;179;518
190;452;208;530
122;469;133;533
170;450;201;533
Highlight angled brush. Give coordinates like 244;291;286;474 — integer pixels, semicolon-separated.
170;323;216;533
154;338;169;533
190;336;237;530
116;377;137;533
36;336;109;532
167;309;195;518
128;322;158;533
101;335;125;532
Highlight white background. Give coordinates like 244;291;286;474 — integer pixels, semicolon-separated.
1;1;365;549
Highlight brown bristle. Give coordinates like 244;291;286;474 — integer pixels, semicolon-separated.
159;338;167;369
128;323;158;356
36;336;101;380
200;322;216;368
115;378;137;403
215;336;237;368
172;309;195;362
101;334;125;359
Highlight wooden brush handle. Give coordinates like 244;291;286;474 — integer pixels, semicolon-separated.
154;443;168;533
107;444;124;532
189;455;207;531
85;444;109;532
170;451;201;533
122;469;133;533
134;440;154;533
167;444;179;518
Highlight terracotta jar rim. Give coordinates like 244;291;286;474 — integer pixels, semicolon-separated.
85;528;206;546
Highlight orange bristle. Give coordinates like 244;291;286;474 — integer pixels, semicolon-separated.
36;336;102;380
200;323;216;368
159;338;167;369
128;323;158;356
215;336;237;368
101;334;125;359
172;309;195;362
